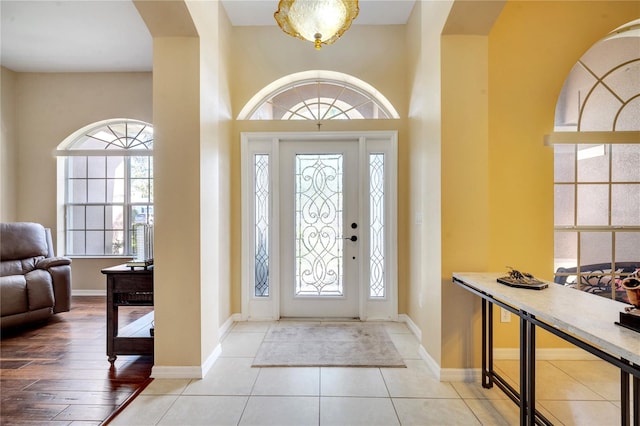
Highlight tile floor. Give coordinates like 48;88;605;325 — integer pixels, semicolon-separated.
110;321;626;425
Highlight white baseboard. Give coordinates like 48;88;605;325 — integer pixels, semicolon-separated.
440;367;482;383
436;349;596;382
404;326;474;383
201;344;222;377
150;314;238;379
150;365;204;379
151;342;222;379
219;316;233;336
494;347;598;361
219;314;241;337
417;344;442;380
417;343;481;382
72;290;106;296
399;315;447;380
398;314;422;341
399;314;597;384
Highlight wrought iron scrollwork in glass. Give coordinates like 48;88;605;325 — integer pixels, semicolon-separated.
369;154;385;298
295;154;344;296
254;155;270;297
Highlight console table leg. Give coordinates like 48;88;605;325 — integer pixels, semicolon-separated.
527;317;536;426
633;371;639;426
520;315;528;425
482;299;494;388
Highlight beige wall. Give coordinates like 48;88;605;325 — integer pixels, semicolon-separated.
230;24;408;119
214;0;234;333
229;24;411;314
7;72;152;288
187;0;234;362
134;0;233;372
1;67;18;222
152;35;205;368
405;0;454;368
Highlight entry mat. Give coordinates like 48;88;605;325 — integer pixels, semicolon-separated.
252;322;406;368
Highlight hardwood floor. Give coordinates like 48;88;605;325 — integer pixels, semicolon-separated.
1;296;153;425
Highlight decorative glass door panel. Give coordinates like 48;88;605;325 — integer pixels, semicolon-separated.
281;141;359;317
295;154;344;297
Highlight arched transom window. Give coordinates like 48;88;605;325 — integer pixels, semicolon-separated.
238;70;400;121
58;119;153;257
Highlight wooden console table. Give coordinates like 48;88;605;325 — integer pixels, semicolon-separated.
101;264;154;364
453;272;639;426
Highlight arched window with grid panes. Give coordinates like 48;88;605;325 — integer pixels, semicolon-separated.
57;119;153;256
552;20;640;302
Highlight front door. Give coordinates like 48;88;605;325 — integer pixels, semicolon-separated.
279;140;359;318
241;131;398;321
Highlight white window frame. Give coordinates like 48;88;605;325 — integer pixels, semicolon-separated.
56;119;153;257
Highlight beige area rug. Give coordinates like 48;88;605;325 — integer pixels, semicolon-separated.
252;322;406;368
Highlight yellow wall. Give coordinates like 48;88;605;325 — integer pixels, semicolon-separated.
0;67;18;222
486;0;638;349
441;34;490;368
438;0;637;364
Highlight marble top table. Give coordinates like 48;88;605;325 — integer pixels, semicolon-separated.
453;272;640;366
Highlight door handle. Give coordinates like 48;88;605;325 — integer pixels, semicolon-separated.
344;235;358;242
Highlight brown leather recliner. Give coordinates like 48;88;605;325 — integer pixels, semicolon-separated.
1;222;72;329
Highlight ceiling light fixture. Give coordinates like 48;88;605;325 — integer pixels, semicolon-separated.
274;0;359;50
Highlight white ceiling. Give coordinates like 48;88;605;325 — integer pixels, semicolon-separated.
0;0;416;73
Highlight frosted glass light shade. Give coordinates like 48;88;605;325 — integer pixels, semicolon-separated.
274;0;359;50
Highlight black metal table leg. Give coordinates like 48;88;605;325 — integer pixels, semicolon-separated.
631;363;640;426
482;299;491;388
527;315;536;426
488;302;494;387
520;315;528;425
633;370;639;426
622;368;630;426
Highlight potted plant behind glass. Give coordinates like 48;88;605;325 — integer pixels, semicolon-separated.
621;270;640;307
